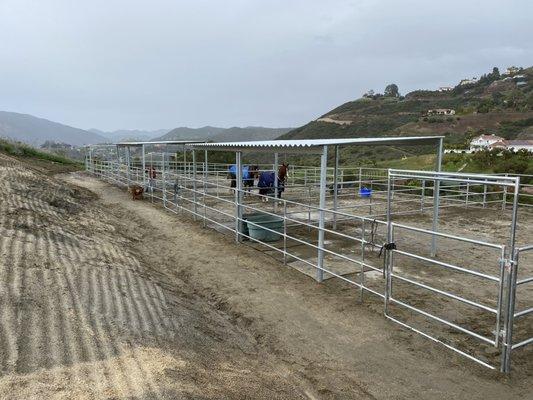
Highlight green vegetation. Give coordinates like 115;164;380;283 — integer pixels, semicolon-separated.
378;150;533;183
281;66;533;154
0;138;81;166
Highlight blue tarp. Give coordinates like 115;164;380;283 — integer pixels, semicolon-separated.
228;164;250;179
258;171;275;187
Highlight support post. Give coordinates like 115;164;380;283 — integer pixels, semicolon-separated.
317;145;328;282
116;145;120;180
203;149;208;228
274;152;279;212
431;138;443;257
502;174;508;210
283;201;287;265
385;172;393;314
501;178;520;373
333;145;339;230
141;144;146;189
235;151;243;242
89;147;94;173
483;180;488;208
162;151;167;207
192;150;197;220
421;179;426;210
126;146;131;185
183;144;186;176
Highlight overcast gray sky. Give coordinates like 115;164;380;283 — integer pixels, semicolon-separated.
1;0;532;131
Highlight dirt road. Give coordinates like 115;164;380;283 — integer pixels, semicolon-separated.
1;155;531;399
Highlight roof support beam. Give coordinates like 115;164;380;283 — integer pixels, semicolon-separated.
235;151;243;243
317;145;328;282
431;137;444;256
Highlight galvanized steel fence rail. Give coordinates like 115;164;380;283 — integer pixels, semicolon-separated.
87;157;532;373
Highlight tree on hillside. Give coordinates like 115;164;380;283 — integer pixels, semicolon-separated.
384;84;399;97
492;67;500;79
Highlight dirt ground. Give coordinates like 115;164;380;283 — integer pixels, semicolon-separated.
1;153;532;399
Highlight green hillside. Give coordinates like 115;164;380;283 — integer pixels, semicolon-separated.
281;66;533;159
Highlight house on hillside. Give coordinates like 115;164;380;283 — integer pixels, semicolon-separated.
470;134;504;150
427;108;455;116
459;77;479;86
504;140;533;152
505;66;521;75
438;86;453;92
470;135;533;152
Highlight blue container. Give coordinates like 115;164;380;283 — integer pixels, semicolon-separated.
359;187;372;197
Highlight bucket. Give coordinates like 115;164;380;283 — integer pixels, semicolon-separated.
245;213;283;242
241;213;262;237
359;187;372;198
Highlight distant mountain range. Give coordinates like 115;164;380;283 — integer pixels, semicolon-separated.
156;126;292;142
0;111;291;147
88;128;172;142
0;111;107;146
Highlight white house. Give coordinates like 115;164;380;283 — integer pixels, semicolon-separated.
438;86;453;92
459;77;479;86
503;140;533;152
469;135;533;152
427;108;455;116
505;66;521;75
470;134;505;150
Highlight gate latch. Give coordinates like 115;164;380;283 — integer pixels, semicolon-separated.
379;242;396;258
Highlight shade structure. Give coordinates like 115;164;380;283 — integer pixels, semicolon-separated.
190;136;444;153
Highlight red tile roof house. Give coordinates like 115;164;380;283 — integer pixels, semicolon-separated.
470;134;505;150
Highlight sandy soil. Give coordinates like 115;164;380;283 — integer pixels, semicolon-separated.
1;153;532;399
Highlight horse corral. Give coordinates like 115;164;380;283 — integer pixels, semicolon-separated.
85;137;533;374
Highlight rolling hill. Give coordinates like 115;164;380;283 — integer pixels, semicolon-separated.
0;111;107;146
281;66;533;147
156;126;292;142
89;128;171;142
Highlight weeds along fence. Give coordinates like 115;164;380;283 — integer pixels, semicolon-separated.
87;157;532;374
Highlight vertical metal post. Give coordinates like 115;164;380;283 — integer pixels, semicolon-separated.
333;145;339;230
274;152;279;212
307;186;312;233
203;149;208;228
182;145;186;176
114;145;119;180
283;201;287;265
317;146;328;282
89;147;94;174
421;179;426;210
483;180;488;208
431;138;443;257
384;171;394;314
192;150;197;220
360;219;366;302
502;174;508;210
359;167;362;191
141;144;146;188
126;146;131;185
235;151;243;242
501;178;520;373
465;181;470;208
162;151;167;207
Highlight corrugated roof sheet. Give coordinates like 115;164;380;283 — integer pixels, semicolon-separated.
117;140;206;146
190;136;443;150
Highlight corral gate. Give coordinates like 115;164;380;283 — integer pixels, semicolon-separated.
383;169;530;372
